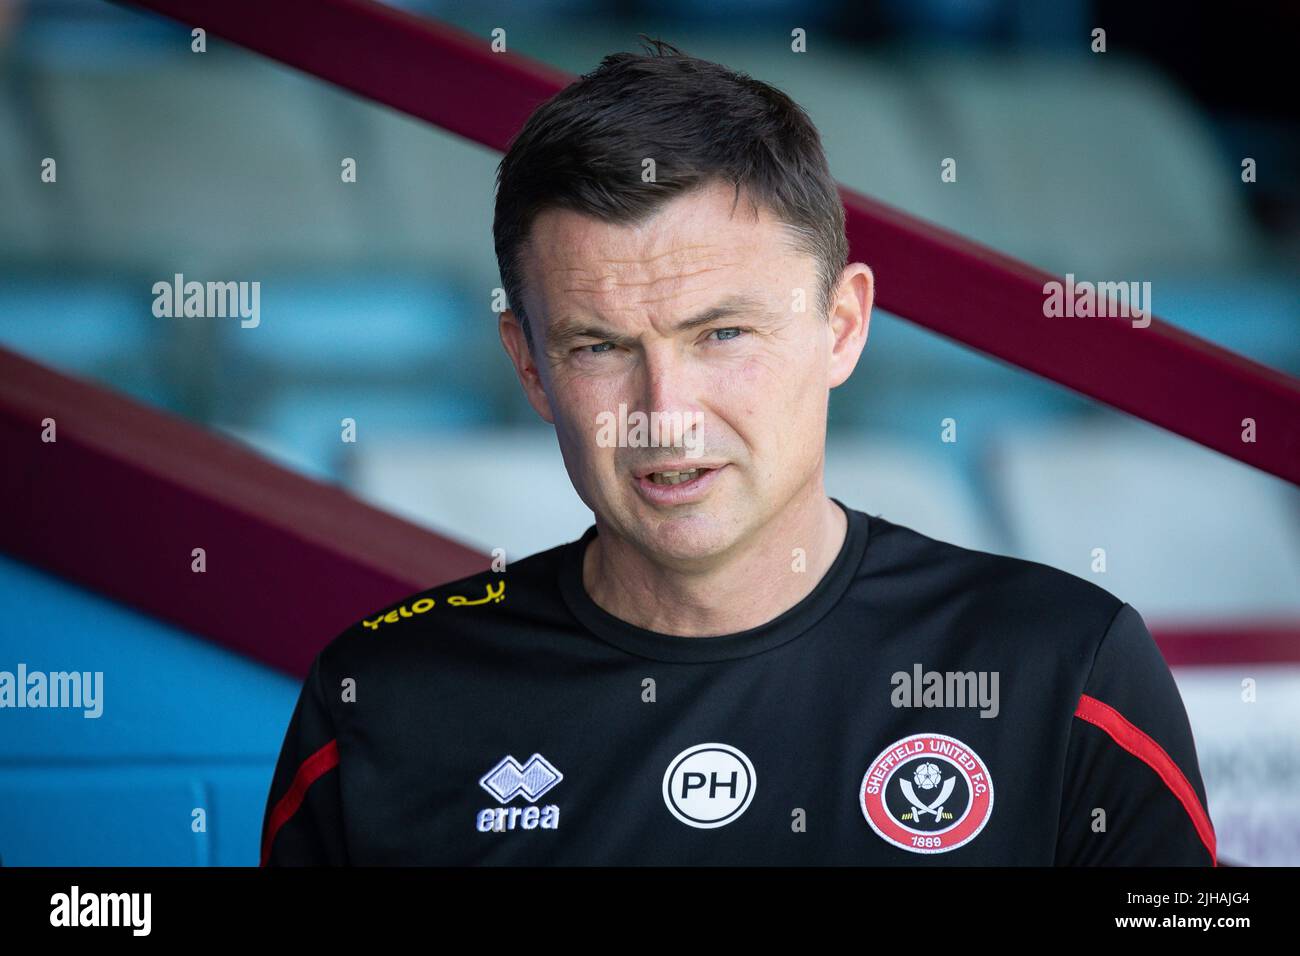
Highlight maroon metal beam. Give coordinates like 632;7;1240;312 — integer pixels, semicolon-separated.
845;195;1300;486
0;347;487;677
121;0;1300;486
123;0;572;153
1151;624;1300;667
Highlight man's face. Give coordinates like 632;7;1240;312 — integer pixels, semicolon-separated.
500;179;870;567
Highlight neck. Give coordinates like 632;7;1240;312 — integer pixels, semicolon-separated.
582;489;847;637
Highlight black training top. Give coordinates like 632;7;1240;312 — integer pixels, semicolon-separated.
260;498;1216;866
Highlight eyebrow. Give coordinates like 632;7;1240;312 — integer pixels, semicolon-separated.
546;293;772;350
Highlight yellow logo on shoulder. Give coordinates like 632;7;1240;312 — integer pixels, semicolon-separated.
361;580;505;631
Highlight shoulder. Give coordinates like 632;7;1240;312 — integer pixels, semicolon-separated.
863;512;1126;655
315;535;574;673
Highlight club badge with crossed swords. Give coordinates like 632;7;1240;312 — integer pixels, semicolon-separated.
898;774;956;822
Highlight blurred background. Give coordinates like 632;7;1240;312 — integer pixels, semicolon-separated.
0;0;1297;865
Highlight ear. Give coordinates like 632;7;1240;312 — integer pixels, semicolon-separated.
499;307;556;424
827;263;873;389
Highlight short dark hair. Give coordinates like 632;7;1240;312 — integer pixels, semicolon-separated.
492;37;849;355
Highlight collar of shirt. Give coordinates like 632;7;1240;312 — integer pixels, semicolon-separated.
557;497;871;663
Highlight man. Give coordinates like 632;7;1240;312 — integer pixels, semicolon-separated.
260;41;1215;866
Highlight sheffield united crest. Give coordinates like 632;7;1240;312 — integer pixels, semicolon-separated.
860;732;994;854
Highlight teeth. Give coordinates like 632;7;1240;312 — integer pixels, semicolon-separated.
649;469;702;486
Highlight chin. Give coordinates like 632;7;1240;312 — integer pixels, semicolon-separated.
636;507;740;564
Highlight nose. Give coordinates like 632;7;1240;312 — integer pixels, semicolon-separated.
638;342;704;449
642;340;694;412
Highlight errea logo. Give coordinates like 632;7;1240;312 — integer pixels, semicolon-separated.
476;753;562;832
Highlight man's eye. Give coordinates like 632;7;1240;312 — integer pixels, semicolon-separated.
579;342;616;354
710;327;746;342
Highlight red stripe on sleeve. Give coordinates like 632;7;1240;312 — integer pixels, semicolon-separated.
259;738;341;867
1073;693;1217;865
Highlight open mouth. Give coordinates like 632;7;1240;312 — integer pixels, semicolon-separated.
645;467;714;486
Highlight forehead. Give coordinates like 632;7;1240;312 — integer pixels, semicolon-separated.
519;181;806;320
